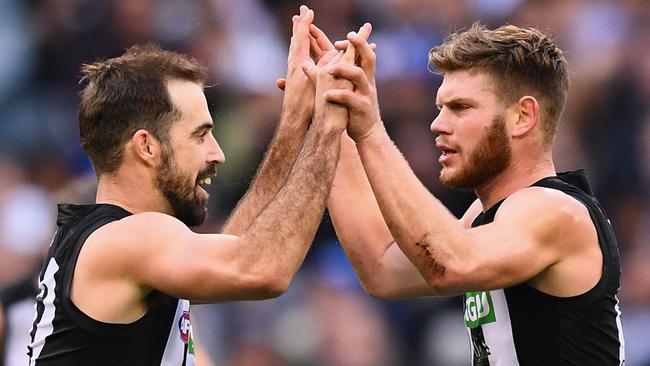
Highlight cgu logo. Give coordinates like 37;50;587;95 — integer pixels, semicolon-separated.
464;291;496;328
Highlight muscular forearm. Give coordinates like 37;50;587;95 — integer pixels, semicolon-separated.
222;108;310;235
238;122;343;290
330;134;437;298
223;6;315;236
328;134;394;285
356;126;468;285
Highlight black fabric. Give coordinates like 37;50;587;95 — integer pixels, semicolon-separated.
471;170;623;365
28;204;179;365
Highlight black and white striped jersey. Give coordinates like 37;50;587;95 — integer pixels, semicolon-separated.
465;170;625;365
28;204;196;365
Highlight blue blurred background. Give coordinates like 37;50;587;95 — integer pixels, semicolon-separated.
0;0;649;365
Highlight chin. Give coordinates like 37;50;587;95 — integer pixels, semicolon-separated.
439;168;458;186
439;170;476;191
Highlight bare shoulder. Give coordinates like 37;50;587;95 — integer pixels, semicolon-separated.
97;211;190;237
84;212;238;264
78;213;180;273
88;211;219;247
83;213;211;270
496;186;595;247
499;186;591;220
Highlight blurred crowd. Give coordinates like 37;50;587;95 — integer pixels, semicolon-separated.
0;0;649;365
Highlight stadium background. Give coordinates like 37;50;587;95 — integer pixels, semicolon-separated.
0;0;649;365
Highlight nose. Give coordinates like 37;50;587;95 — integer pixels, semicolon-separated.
207;133;225;165
430;109;451;136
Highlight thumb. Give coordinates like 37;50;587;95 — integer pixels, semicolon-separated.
276;78;286;91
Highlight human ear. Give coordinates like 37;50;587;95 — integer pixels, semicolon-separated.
131;129;161;167
511;96;539;138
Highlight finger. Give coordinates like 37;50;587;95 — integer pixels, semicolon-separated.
302;60;317;84
327;50;345;66
303;7;314;24
335;40;375;51
317;49;339;67
348;32;376;82
291;15;299;34
310;24;335;51
327;63;371;94
324;89;365;109
356;22;372;42
334;40;349;51
296;6;313;36
310;34;322;61
276;78;286;91
289;6;313;62
342;31;357;64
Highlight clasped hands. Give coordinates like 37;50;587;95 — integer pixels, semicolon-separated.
280;5;383;142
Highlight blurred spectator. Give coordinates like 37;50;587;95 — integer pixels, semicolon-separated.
0;175;95;365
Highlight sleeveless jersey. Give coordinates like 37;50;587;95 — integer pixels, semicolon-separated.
464;170;625;365
27;204;196;365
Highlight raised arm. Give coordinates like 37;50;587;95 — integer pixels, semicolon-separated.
74;51;354;322
223;5;316;235
308;25;435;299
329;133;437;299
328;34;600;297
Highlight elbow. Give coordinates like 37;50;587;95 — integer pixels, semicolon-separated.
423;262;473;296
367;289;401;301
259;275;291;298
360;280;388;300
357;271;414;301
362;280;401;300
348;264;394;300
425;278;456;296
241;269;291;299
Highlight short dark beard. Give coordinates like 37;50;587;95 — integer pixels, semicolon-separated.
156;148;207;227
441;114;512;190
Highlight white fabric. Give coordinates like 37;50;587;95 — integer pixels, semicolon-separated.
28;258;59;365
161;299;195;366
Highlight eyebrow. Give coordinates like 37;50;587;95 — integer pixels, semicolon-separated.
435;97;476;109
189;122;214;137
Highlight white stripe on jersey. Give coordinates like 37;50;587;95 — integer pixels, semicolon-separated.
28;258;60;365
614;294;626;365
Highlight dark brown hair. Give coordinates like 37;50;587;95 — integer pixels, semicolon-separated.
428;23;568;145
79;44;209;175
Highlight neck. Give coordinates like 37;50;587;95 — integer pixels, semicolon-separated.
474;152;555;211
95;169;172;216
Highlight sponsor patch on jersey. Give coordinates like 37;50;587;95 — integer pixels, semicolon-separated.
464;291;496;328
178;311;191;343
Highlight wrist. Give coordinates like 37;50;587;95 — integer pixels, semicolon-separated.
280;104;312;128
311;120;346;138
353;121;385;144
